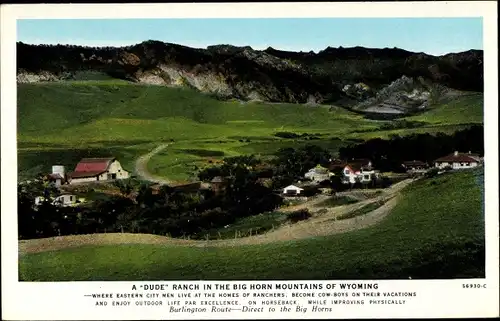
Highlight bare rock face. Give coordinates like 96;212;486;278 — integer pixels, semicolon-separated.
136;73;167;86
350;75;459;115
117;51;141;67
16;41;483;115
17;70;58;83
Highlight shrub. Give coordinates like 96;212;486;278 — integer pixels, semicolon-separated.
302;186;321;197
286;209;312;223
425;168;440;178
274;132;300;139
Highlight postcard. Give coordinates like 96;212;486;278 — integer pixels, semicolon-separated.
1;1;498;320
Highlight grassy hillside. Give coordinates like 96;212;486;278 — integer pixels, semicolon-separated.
19;168;484;281
405;92;483;124
18;81;375;143
17;81;483;181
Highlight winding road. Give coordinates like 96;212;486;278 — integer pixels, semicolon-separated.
134;143;172;185
18;178;414;254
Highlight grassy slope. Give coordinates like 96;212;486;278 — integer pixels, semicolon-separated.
17;81;371;179
18;81;374;143
17;82;483;181
19;168;484;281
405;93;484;124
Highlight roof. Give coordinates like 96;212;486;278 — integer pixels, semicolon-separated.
283;185;304;191
47;173;64;180
307;166;329;174
435;153;480;163
74;158;115;173
330;158;371;172
345;163;370;173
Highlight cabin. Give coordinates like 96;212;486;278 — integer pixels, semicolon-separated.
210;176;228;195
282;185;304;196
35;194;81;207
402;160;429;173
341;159;377;185
304;165;331;183
68;158;129;184
43;165;68;187
434;151;482;170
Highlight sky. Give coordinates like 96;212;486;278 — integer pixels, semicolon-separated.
17;18;483;56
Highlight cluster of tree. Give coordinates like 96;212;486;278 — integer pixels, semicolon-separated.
378;119;427;131
271;145;332;188
273;131;322;140
17;42;119;74
339;125;484;173
19;156;283;240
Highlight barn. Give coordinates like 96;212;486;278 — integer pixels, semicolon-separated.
68;158;129;184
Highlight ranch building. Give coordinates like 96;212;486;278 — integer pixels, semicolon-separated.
68;157;129;184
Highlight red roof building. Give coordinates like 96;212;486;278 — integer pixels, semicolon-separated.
68;157;129;183
73;158;115;174
435;152;481;163
434;151;482;170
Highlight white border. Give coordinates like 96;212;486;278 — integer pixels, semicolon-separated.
1;2;499;320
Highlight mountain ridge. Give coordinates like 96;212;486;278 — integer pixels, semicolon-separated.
16;40;483;114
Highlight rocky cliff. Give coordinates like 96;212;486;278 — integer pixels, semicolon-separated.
17;40;483;114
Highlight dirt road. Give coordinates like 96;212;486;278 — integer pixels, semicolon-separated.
134;143;171;185
19;179;415;254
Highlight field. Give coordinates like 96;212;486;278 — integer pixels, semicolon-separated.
17;81;483;182
19;168;484;280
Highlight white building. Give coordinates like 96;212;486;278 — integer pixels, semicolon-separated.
35;194;81;207
304;165;331;182
434;151;482;170
282;185;304;196
68;157;129;184
340;160;378;185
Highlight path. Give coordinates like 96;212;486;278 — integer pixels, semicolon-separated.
134;143;171;185
19;179;415;255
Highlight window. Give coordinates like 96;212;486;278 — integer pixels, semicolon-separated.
344;169;350;175
364;175;370;180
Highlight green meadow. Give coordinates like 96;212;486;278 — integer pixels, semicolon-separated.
17;81;483;182
19;168;485;281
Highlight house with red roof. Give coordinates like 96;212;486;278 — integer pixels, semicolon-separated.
43;165;68;187
341;160;378;185
68;157;130;184
327;158;378;185
434;151;482;170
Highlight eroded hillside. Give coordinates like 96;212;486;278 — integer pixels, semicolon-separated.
17;41;483;115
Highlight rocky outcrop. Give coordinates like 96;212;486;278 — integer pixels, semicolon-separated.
16;40;483;114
